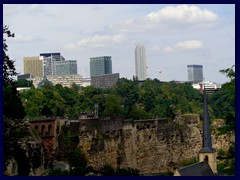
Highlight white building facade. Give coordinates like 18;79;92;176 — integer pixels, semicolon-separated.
27;75;91;88
135;45;147;81
192;81;221;93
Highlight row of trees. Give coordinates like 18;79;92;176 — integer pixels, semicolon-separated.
19;79;204;121
209;66;235;132
18;67;235;131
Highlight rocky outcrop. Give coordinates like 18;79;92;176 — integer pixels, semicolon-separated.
4;120;47;176
5;140;46;176
5;159;18;176
59;117;234;175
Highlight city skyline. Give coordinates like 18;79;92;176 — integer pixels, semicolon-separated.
3;4;235;84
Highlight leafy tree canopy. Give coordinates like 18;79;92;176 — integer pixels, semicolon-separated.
3;25;16;87
3;25;25;119
209;66;235;132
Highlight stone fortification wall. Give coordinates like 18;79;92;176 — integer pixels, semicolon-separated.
62;117;234;175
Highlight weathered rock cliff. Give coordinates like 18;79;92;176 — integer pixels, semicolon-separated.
4;140;46;176
60;117;234;175
4;120;47;176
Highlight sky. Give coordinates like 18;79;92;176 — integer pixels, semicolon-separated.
3;4;235;84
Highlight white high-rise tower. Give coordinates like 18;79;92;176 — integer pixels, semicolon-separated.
135;45;147;81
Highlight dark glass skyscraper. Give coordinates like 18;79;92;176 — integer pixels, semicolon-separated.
187;65;203;83
90;56;112;77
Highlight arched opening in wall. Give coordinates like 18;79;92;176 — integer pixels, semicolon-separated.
41;125;46;137
48;124;52;136
204;155;209;162
34;125;39;135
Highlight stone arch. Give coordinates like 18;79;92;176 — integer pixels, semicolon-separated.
41;125;46;136
48;124;52;136
34;125;39;130
34;125;39;135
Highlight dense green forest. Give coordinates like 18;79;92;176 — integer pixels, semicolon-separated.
19;79;202;120
18;74;234;127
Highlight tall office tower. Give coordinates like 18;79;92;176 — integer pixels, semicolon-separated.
90;56;112;77
187;65;203;83
56;60;78;76
23;56;44;78
135;45;147;81
40;53;65;76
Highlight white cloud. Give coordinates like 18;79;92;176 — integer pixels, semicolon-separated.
64;34;125;51
11;34;45;43
176;40;203;49
163;40;203;53
109;5;218;34
147;5;218;23
163;46;174;53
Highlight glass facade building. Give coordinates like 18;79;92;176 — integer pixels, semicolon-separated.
187;65;203;83
17;73;33;80
40;53;65;76
90;56;112;77
56;60;78;76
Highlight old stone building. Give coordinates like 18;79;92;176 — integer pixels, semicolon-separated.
29;119;58;152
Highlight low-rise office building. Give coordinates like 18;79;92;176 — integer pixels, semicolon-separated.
28;75;91;88
91;73;120;88
192;81;221;93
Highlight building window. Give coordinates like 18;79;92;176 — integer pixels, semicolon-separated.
204;155;209;162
